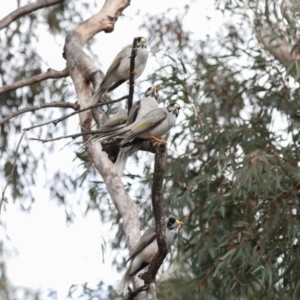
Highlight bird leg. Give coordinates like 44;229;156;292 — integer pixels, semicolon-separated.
150;136;167;146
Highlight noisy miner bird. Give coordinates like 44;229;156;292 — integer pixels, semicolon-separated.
114;86;159;176
82;86;159;150
90;37;148;105
116;216;184;296
95;102;180;147
102;108;128;130
102;86;158;130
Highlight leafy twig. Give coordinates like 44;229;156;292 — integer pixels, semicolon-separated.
1;131;27;212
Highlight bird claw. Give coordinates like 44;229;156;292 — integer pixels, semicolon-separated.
150;136;167;146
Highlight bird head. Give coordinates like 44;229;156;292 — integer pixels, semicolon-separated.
136;37;147;49
166;216;184;231
167;103;180;117
144;86;158;99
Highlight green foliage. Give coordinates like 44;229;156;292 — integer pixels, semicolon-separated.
133;1;300;299
0;0;97;210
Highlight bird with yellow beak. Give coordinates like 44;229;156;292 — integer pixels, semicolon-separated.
116;216;184;296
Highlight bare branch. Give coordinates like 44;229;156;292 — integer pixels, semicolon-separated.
1;131;27;212
128;38;137;114
0;68;69;94
141;143;168;287
29;129;107;143
23;95;128;131
0;0;64;31
0;101;79;126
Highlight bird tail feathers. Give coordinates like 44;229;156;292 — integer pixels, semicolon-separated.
114;148;130;176
116;269;131;296
114;143;142;176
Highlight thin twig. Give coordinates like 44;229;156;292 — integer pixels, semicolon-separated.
22;95;128;131
128;38;137;115
1;131;27;212
0;68;69;94
0;101;79;126
140;143;168;288
0;0;64;30
29;129;105;143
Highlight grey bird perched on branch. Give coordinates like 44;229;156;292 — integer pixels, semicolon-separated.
114;86;159;176
90;37;148;105
102;108;128;129
81;86;159;152
95;102;180;147
102;86;158;131
116;216;184;296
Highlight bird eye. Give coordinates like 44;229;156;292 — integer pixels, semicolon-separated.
169;217;176;224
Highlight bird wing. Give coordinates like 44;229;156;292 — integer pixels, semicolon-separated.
126;101;141;125
104;109;128;127
105;46;130;79
121;109;167;145
106;79;126;93
125;227;157;264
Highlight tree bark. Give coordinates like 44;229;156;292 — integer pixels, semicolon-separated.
63;0;146;297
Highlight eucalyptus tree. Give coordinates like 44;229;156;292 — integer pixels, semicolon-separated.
1;1;300;300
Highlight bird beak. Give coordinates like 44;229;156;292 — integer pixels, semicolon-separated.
174;104;180;110
176;220;184;226
141;38;146;44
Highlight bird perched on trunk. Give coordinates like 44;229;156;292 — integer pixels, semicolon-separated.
114;86;159;175
94;102;180;147
116;216;184;296
91;37;148;105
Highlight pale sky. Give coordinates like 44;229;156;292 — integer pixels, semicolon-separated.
0;1;221;299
